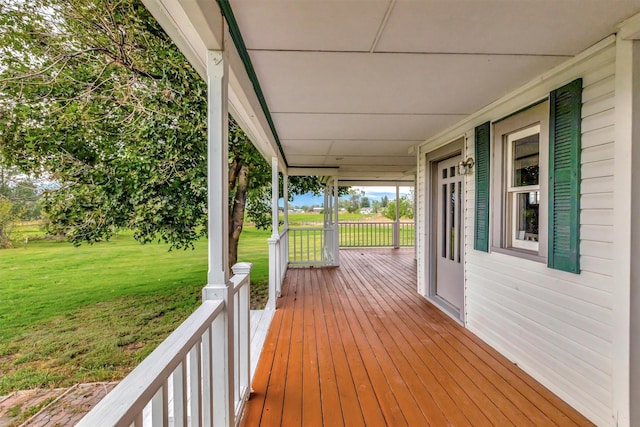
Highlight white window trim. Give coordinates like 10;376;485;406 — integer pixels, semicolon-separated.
491;101;549;262
506;124;541;252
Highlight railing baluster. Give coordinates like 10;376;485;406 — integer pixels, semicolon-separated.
313;229;317;262
239;281;249;400
202;327;213;427
212;311;226;426
172;361;187;427
189;344;201;427
234;291;240;406
151;384;166;427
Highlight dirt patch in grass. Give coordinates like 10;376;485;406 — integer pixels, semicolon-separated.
250;280;268;310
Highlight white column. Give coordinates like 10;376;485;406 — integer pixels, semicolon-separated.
333;177;340;266
271;157;279;236
267;157;280;310
413;176;417;259
206;50;230;287
202;49;234;427
613;36;638;427
394;183;400;249
283;172;289;229
282;172;289;269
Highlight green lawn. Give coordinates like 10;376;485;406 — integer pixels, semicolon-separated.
0;212;410;394
0;225;270;393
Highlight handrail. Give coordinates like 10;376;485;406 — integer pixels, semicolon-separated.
78;299;224;426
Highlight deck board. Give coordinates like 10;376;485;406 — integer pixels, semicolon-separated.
242;249;594;426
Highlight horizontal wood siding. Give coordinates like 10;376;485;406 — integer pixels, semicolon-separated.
465;47;615;426
418;42;617;426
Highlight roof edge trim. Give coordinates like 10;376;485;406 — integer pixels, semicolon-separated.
216;0;288;167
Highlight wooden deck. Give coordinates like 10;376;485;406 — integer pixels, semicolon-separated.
242;249;593;426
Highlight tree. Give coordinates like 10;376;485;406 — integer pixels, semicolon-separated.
0;196;18;248
382;195;414;220
0;0;327;266
360;197;370;208
0;163;42;221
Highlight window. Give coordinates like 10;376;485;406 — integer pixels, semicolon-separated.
491;102;549;261
506;125;541;251
474;79;582;273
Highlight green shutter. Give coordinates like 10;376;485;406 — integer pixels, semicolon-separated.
548;79;582;273
474;122;491;252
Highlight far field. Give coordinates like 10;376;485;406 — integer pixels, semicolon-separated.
0;212;401;394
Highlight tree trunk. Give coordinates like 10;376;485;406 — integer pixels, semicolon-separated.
228;164;250;269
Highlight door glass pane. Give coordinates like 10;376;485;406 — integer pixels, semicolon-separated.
513;133;539;186
457;181;462;263
450;183;455;260
442;184;447;258
450;166;456;177
514;191;540;243
443;168;448;179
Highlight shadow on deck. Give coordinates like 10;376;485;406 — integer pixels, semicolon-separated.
242;248;593;426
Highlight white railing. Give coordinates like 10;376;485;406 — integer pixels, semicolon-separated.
267;228;289;309
338;221;415;248
398;221;415;247
78;267;251;427
288;227;333;266
279;228;288;285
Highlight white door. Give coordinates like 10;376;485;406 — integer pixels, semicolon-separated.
435;155;464;315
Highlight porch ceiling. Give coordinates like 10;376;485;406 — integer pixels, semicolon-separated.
143;0;640;181
228;0;640;181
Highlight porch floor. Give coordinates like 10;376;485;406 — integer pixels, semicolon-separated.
242;249;593;426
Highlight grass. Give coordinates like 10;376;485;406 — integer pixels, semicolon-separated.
0;212;410;394
0;224;270;394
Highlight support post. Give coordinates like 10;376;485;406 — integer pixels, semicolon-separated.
267;157;280;310
394;183;400;249
613;35;640;427
413;176;417;259
271;157;279;236
333;177;340;266
283;172;289;229
201;49;234;427
283;172;289;270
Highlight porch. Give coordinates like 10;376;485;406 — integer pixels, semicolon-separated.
243;249;592;426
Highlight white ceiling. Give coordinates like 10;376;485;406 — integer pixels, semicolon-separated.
229;0;640;180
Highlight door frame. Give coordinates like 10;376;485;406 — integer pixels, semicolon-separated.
424;137;466;324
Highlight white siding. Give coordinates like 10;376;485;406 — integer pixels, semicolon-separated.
418;41;617;426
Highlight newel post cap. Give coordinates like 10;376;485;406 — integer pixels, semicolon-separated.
232;262;253;275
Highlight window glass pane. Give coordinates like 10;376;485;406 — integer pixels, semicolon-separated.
442;168;448;179
513;133;539;186
514;191;539;243
450;166;456;177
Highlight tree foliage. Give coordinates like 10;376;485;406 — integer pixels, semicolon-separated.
0;196;18;248
382;195;414;220
0;163;42;220
0;0;327;262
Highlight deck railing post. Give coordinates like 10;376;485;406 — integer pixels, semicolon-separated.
267;236;278;310
333;177;340;266
394;183;400;249
231;262;252;410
